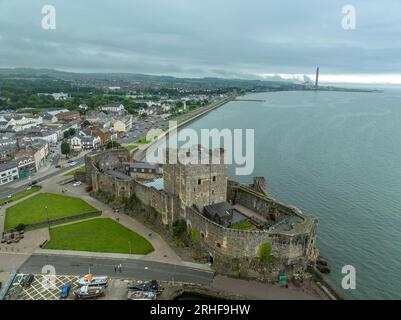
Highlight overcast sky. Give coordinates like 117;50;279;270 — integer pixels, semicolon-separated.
0;0;400;83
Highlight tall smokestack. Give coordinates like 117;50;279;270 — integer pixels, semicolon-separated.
315;67;320;88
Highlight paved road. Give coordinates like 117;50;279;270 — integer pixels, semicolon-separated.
18;254;214;286
0;157;85;199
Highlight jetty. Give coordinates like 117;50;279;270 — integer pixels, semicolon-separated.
234;98;266;102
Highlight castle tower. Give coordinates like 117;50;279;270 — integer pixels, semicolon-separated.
163;145;228;214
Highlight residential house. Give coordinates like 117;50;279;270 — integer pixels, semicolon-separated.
91;127;113;145
16;141;49;171
79;104;89;111
111;115;133;133
0;115;43;132
82;136;101;150
16;156;36;179
69;135;83;152
0;160;19;186
55;111;81;122
100;103;125;114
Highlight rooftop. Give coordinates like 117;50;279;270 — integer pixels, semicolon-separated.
105;169;132;181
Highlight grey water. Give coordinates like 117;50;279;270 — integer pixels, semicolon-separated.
184;87;401;300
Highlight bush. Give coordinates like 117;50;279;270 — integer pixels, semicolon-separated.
258;242;272;263
190;228;200;244
15;223;26;232
172;219;187;238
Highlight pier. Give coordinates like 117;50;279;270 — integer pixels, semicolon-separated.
234;98;266;102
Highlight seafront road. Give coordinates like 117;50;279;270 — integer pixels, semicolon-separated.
18;254;214;286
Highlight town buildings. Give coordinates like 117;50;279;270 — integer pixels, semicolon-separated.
0;160;19;186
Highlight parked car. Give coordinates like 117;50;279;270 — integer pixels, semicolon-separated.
69;161;77;167
13;274;25;286
60;283;72;299
72;181;82;187
22;274;34;287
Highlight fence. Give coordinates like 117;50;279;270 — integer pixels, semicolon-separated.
4;211;102;233
0;269;17;300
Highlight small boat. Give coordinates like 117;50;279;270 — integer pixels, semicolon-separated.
128;280;163;293
127;291;157;300
77;274;108;287
74;286;105;300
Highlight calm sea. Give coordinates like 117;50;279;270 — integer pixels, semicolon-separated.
184;87;401;300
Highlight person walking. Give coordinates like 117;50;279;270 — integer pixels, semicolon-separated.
114;265;117;273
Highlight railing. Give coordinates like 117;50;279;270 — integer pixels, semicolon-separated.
0;269;17;300
3;211;102;233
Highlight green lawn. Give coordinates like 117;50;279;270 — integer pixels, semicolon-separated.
0;186;41;205
63;165;86;176
136;137;151;144
231;220;255;231
126;145;138;151
5;193;97;230
45;218;154;254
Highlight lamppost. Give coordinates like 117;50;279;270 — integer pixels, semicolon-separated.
45;206;50;232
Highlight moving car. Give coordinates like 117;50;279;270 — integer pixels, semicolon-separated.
77;274;108;287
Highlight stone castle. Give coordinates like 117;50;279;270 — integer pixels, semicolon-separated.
85;146;318;275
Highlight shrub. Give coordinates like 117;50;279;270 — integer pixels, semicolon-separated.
15;223;26;232
172;219;187;238
258;242;272;263
190;228;200;244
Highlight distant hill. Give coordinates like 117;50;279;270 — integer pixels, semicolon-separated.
0;67;305;90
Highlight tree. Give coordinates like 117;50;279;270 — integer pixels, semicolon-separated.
82;120;91;127
61;141;70;157
106;141;121;149
68;128;76;136
63;131;70;139
172;219;187;238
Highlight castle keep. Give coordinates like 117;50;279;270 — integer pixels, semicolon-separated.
86;146;318;273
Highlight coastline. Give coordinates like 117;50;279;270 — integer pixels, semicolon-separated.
133;94;237;161
131;91;345;300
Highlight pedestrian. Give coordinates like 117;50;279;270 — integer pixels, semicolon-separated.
119;264;122;273
114;266;117;273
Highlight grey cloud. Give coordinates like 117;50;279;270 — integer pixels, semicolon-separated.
0;0;400;77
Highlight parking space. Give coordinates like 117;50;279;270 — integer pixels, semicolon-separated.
4;274;169;300
5;274;79;300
